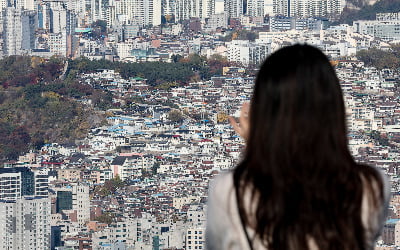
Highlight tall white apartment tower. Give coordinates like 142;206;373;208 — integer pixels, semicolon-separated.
0;167;35;200
326;0;345;18
264;0;273;16
161;0;175;16
115;0;161;26
174;0;214;20
15;0;35;10
0;197;51;249
273;0;290;16
72;183;90;227
0;0;6;14
247;0;266;17
224;0;243;18
3;7;22;56
0;167;50;249
145;0;161;26
272;0;345;18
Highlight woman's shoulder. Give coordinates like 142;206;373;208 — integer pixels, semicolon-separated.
210;171;234;188
208;171;236;207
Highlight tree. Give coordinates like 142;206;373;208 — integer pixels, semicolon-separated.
168;110;184;123
369;130;389;146
91;20;108;39
356;47;400;69
94;213;114;225
339;0;400;24
171;54;183;63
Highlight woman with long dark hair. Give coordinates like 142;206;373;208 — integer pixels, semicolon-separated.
206;44;389;250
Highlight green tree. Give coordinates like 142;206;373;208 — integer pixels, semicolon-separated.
168;110;184;123
357;47;400;69
369;130;389;146
94;213;114;225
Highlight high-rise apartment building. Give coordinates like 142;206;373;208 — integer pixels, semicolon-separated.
54;183;90;227
172;0;215;21
35;168;50;198
227;40;271;66
224;0;243;18
90;0;109;23
0;167;35;200
0;167;50;249
186;228;205;250
3;7;22;55
0;197;51;249
0;167;49;200
246;0;265;17
3;7;36;56
0;0;5;14
13;0;35;10
272;0;345;19
112;0;161;27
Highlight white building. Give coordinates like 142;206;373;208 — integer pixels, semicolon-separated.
174;0;215;21
224;0;243;18
15;0;35;10
0;197;51;250
3;8;36;56
206;12;228;31
186;227;205;250
227;40;271;66
246;0;266;17
54;183;90;227
72;184;90;227
114;0;161;26
0;167;45;201
353;19;400;41
272;0;345;19
48;32;67;56
3;7;22;55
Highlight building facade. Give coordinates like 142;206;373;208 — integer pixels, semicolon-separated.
0;197;51;249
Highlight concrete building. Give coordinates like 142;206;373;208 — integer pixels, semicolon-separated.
186;227;205;250
272;0;345;19
270;16;329;31
246;0;265;17
205;12;228;31
224;0;242;18
174;0;215;21
48;32;67;56
54;183;90;227
0;167;50;249
3;7;36;56
114;0;161;26
227;40;271;66
0;197;51;250
353;19;400;41
0;167;49;199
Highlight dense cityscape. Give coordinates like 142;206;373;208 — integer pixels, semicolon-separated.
0;0;399;249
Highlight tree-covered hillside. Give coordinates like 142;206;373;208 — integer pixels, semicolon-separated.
339;0;400;24
0;56;108;161
356;44;400;69
67;54;233;86
0;54;233;161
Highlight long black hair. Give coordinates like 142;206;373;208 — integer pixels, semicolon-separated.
234;44;384;250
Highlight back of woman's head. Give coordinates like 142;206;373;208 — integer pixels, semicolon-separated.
234;44;384;250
